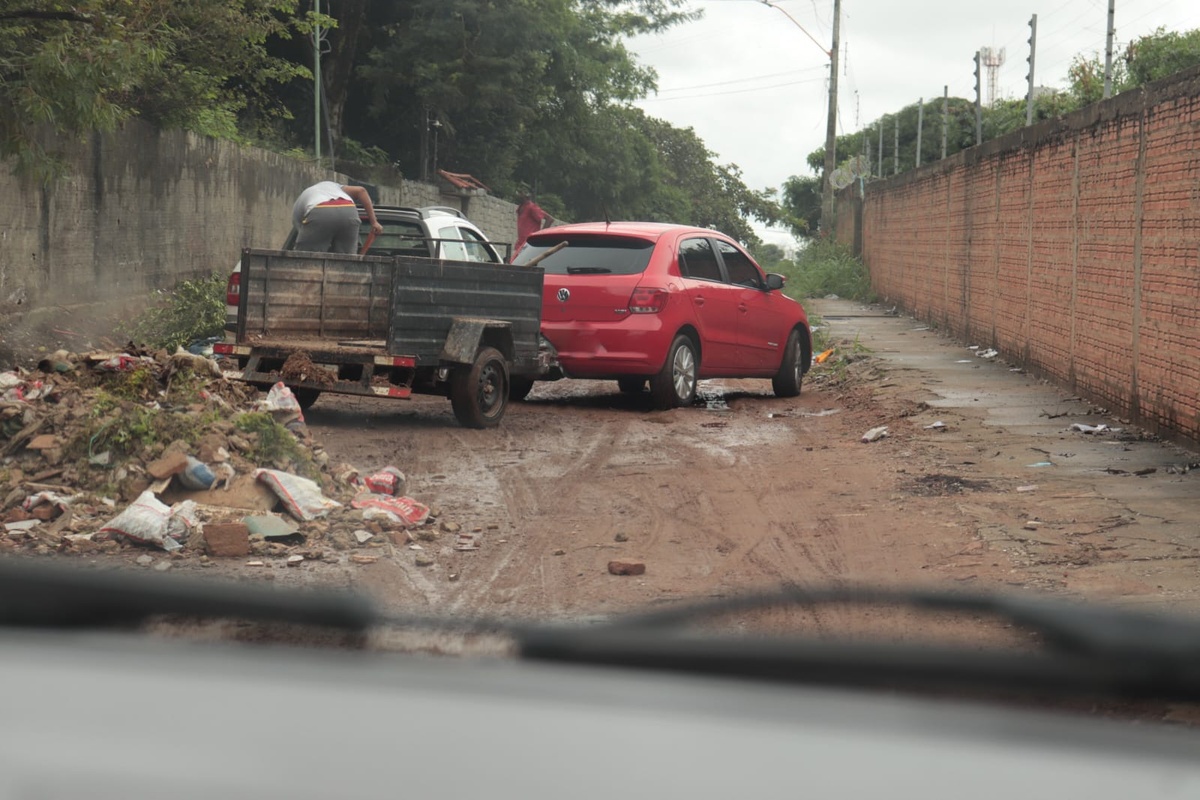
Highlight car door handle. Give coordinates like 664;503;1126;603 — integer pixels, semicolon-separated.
694;297;705;307
738;303;748;312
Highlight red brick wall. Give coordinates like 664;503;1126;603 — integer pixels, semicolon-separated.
841;66;1200;443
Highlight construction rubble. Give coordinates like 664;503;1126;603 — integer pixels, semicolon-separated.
1;346;442;568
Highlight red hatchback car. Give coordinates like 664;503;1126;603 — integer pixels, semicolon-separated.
513;222;812;409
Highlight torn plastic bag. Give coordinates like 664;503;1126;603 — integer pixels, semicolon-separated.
254;469;340;521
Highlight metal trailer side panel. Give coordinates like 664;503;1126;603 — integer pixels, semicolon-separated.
238;248;394;343
388;259;544;366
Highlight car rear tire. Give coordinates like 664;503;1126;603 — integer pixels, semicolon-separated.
509;376;535;402
617;377;647;394
772;329;804;398
450;347;508;428
649;335;698;410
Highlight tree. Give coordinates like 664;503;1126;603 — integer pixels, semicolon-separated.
1125;27;1200;85
0;1;308;178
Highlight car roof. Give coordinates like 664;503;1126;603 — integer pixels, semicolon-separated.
532;221;727;241
370;206;470;222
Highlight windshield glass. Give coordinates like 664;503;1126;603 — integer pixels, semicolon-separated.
513;234;655;274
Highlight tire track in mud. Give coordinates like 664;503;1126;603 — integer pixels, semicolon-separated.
440;410;643;616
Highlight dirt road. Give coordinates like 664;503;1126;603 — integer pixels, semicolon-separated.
303;298;1200;633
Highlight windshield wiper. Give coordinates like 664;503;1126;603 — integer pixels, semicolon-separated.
0;559;376;632
565;266;612;274
517;586;1200;702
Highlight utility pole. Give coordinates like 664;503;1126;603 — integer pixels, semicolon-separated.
821;0;842;232
941;86;948;159
877;121;884;178
893;116;899;176
973;50;982;146
313;0;321;165
1103;0;1116;98
915;98;924;168
1026;14;1038;126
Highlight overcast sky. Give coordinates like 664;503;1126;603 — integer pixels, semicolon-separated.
627;0;1200;247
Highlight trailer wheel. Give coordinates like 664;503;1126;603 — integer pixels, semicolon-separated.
450;347;508;428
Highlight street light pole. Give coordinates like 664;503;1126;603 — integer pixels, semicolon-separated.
760;0;839;234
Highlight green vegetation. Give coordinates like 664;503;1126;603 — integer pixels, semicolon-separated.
776;240;873;303
121;274;226;352
234;412;318;480
71;390;223;463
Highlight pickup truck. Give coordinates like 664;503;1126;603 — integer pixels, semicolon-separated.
214;247;545;428
223;205;507;341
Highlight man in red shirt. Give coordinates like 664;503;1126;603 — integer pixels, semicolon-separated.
512;193;552;262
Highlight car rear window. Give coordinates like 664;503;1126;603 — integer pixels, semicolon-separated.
514;235;655;275
363;219;431;258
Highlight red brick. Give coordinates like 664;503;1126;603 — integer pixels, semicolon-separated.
203;522;250;557
608;560;645;576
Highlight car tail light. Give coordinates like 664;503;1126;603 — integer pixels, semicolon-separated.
628;287;668;314
226;272;240;307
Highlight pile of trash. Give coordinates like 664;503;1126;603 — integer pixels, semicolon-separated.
0;347;442;566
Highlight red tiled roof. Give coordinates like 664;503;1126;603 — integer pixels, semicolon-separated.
437;170;490;192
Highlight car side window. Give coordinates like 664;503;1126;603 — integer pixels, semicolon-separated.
459;227;499;263
437;224;467;261
679;238;723;282
716;240;764;289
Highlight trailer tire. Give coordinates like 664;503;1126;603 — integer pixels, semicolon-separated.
450;347;509;428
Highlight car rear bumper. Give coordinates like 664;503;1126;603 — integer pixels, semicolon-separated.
542;317;672;377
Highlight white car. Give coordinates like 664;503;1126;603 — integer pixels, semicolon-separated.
224;205;505;340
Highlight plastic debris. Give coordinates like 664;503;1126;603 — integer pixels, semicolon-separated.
861;425;889;443
977;349;998;359
923;421;946;430
1070;423;1110;434
350;492;431;527
99;491;197;551
254;469;341;521
177;456;217;491
362;466;406;497
814;348;835;364
1026;462;1053;468
1016;485;1038;493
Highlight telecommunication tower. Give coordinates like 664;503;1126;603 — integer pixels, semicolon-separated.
980;46;1006;108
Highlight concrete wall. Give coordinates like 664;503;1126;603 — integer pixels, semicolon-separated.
0;120;519;316
838;65;1200;444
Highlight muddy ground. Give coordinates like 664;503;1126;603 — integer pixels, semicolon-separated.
286;298;1200;638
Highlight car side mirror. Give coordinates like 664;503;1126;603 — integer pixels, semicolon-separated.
765;273;785;291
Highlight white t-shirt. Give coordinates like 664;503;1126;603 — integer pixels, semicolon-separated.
292;181;352;227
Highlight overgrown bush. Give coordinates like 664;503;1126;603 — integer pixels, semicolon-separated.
777;239;873;302
122;274;226;351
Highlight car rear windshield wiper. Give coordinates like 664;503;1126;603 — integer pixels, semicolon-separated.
565;266;612;274
517;585;1200;702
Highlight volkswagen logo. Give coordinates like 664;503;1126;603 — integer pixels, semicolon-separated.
557;288;570;303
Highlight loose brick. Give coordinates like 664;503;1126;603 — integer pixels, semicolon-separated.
203;522;250;557
147;451;190;480
608;560;645;576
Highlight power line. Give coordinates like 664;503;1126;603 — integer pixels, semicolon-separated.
652;66;826;95
638;76;827;103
